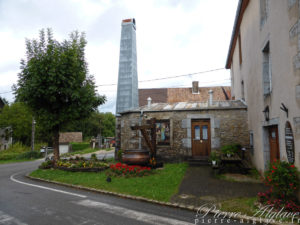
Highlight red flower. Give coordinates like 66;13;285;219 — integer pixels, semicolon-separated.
290;165;295;168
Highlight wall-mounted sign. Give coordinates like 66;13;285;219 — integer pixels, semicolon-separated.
285;121;295;164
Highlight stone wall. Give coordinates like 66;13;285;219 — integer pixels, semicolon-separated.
119;108;249;161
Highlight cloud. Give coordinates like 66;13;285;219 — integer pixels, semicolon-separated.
0;0;238;112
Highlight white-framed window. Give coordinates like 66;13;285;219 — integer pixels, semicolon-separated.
262;41;271;95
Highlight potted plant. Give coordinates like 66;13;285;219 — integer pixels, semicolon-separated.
221;144;239;157
209;151;220;166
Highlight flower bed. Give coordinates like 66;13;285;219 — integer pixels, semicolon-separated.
39;155;109;172
106;162;153;177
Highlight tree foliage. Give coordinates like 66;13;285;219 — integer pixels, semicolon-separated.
62;112;115;139
14;29;105;160
0;102;32;145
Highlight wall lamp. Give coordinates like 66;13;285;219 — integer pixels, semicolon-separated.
263;106;270;121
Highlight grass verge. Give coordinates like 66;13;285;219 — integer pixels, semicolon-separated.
30;163;187;202
0;142;44;164
220;197;258;216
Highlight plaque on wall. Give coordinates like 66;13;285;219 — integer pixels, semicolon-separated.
285;121;295;164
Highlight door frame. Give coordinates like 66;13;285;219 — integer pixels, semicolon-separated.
262;119;281;169
191;119;211;157
268;125;280;163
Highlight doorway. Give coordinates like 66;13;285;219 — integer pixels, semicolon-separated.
268;125;280;163
191;120;211;157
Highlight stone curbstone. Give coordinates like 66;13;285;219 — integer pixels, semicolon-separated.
26;175;288;225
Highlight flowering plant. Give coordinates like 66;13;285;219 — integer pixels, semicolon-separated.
107;163;152;177
258;161;300;212
264;161;299;199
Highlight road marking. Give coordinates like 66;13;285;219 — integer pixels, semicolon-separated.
10;173;87;198
0;210;27;225
76;199;193;225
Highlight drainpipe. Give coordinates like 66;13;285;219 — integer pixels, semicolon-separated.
138;110;143;150
209;90;214;106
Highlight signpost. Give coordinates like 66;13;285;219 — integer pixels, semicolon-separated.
285;121;295;164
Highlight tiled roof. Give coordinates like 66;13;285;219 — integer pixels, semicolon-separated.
59;132;82;143
139;86;231;107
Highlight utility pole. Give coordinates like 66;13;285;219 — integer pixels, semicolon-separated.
31;118;36;151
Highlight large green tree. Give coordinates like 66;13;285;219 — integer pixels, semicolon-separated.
14;29;105;160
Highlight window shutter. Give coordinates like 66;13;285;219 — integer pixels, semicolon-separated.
263;62;271;95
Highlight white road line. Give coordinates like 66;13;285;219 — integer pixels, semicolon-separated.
0;210;27;225
76;199;193;225
10;173;87;198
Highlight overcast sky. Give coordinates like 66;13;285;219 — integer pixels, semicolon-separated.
0;0;238;113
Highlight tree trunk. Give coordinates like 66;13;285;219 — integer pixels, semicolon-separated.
53;126;60;161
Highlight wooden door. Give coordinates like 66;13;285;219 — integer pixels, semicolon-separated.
268;125;280;163
191;120;211;157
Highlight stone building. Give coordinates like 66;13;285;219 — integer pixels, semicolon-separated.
226;0;300;172
117;98;249;161
59;132;82;154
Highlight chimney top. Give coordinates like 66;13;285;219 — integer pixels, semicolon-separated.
122;18;136;25
147;97;152;108
192;81;199;94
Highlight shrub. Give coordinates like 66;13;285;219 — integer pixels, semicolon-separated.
39;160;54;169
16;151;42;159
91;153;97;161
209;151;220;162
71;142;90;152
221;144;240;155
117;150;123;162
258;161;300;212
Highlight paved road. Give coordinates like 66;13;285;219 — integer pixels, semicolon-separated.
0;160;252;225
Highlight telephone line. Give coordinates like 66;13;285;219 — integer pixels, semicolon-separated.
96;67;225;87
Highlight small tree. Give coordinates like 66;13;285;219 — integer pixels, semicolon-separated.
14;29;105;160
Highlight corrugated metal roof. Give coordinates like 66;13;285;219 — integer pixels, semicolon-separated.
120;100;247;114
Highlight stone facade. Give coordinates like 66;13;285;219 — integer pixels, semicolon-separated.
117;101;249;161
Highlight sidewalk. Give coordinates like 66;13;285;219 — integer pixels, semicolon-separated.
170;166;266;207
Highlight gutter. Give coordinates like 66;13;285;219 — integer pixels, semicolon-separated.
225;0;247;69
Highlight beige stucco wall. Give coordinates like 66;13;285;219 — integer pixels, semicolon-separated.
230;0;300;173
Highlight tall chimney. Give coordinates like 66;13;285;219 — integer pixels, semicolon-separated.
116;18;139;114
192;81;199;94
209;90;214;105
147;97;152;108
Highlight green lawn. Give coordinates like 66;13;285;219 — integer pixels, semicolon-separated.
30;163;187;202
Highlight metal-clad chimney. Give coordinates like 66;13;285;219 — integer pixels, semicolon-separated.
209;90;214;105
147;97;152;108
192;81;199;94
